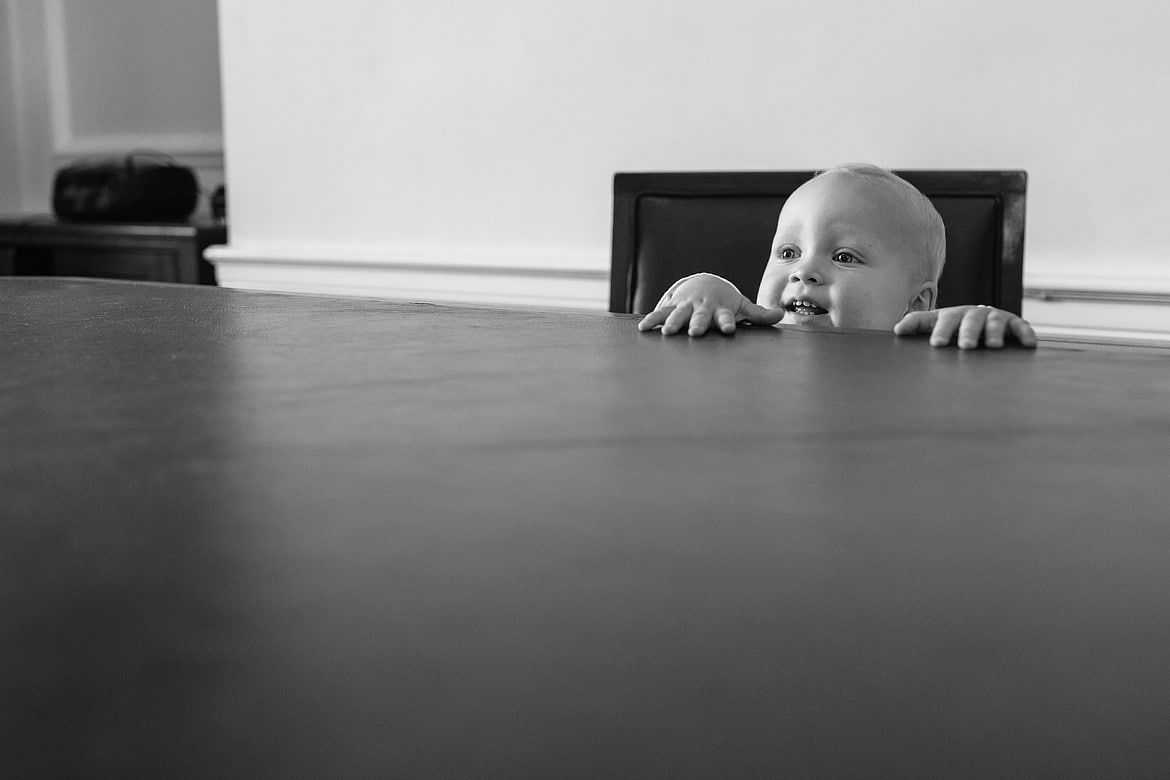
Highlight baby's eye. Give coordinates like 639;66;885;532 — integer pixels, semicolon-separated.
775;245;800;261
833;251;861;265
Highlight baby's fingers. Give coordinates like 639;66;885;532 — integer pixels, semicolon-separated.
984;310;1037;348
660;302;694;336
955;307;991;350
928;309;966;347
687;307;714;336
637;307;673;332
893;310;937;336
897;306;1038;349
740;302;785;326
1010;316;1038;348
982;309;1009;348
713;307;738;334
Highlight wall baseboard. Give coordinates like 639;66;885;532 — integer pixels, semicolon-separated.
205;244;611;310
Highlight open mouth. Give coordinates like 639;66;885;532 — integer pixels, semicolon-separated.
784;299;829;316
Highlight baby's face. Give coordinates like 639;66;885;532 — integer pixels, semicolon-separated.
757;172;935;330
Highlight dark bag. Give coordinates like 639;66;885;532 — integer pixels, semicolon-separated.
52;154;199;221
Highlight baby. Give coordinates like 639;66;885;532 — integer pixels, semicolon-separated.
637;163;1036;350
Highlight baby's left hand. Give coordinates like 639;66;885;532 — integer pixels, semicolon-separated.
894;306;1037;350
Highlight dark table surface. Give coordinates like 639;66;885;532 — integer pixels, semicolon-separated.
4;277;1170;778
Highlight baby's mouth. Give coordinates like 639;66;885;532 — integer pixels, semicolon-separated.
784;299;829;317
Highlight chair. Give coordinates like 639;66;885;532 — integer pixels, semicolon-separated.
609;170;1027;316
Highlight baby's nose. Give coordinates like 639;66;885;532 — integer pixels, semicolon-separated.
789;264;822;284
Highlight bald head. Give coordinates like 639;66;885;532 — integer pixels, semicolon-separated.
813;164;946;285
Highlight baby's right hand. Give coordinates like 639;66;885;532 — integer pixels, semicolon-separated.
636;273;784;336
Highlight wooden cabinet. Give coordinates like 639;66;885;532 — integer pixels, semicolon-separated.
0;216;227;285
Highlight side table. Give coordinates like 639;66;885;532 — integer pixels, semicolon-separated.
0;215;227;284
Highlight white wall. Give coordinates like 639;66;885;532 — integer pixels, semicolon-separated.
0;2;19;212
210;0;1170;334
1;0;223;217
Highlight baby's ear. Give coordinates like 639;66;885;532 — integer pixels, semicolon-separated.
907;280;937;313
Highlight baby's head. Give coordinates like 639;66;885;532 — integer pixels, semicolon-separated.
757;164;946;330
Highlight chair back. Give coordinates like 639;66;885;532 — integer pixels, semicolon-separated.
609;170;1027;315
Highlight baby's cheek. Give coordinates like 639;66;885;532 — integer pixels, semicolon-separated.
757;273;784;308
839;291;902;330
829;291;870;328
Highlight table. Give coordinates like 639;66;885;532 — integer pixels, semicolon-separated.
3;277;1169;778
0;216;226;285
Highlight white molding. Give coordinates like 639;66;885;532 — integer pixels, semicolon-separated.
1025;273;1170;298
1034;327;1170;347
1024;287;1170;306
205;244;611;310
1022;265;1170;344
1023;252;1170;297
210;243;609;274
206;245;1170;318
1024;298;1170;345
43;0;223;159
